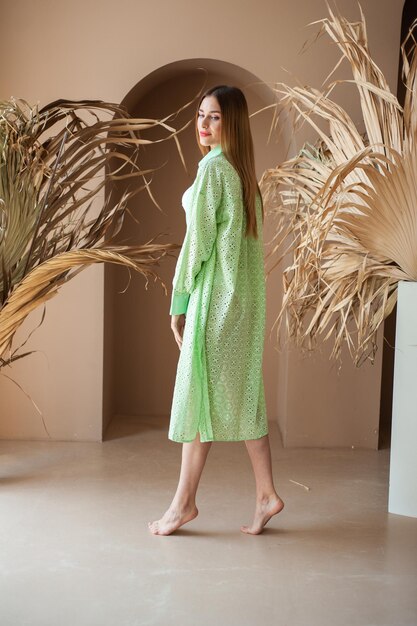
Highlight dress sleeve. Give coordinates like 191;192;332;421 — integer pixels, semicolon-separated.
170;160;223;315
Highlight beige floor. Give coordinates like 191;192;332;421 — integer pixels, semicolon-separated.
1;416;417;626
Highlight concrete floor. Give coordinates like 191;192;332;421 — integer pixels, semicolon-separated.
1;416;417;626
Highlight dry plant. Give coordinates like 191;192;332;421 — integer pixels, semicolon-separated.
0;95;198;369
260;3;417;366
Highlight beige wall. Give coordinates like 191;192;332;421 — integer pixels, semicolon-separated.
0;0;404;446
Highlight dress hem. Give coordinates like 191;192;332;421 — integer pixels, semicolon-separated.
168;428;269;443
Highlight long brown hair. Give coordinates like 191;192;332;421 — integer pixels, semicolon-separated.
195;85;264;239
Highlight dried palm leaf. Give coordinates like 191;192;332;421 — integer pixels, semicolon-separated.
0;91;204;366
260;2;417;366
0;242;177;362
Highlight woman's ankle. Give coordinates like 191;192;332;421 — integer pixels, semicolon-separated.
256;491;281;504
171;494;196;511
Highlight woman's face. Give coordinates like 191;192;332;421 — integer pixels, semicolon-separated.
198;95;222;149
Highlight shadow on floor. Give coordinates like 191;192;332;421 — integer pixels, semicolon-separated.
103;415;169;441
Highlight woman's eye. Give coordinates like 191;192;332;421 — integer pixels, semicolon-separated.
198;114;220;120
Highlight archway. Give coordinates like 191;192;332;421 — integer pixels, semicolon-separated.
102;59;283;436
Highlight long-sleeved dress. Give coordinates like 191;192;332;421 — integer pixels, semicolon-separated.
168;143;268;442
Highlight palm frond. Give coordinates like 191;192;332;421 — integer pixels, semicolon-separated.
0;91;205;364
260;4;417;365
0;243;177;362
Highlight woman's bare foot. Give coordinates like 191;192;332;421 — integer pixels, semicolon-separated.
240;495;284;535
148;504;198;535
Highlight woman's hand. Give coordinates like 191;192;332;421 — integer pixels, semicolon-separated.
171;314;186;350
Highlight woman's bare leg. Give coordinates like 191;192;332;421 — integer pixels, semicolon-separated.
148;432;212;535
241;434;284;534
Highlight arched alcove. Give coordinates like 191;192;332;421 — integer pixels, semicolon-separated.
102;59;285;436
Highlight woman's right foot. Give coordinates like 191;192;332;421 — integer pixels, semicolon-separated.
148;504;198;535
240;495;284;535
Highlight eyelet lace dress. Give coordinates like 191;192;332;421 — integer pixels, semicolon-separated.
168;143;268;442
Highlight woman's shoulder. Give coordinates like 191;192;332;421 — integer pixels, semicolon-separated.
198;152;234;172
199;153;240;186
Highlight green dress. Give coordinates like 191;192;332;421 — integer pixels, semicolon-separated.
168;143;268;442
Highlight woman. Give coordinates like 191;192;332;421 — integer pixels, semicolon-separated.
148;85;284;536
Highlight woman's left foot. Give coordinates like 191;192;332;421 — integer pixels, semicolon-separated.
240;495;284;535
148;504;198;535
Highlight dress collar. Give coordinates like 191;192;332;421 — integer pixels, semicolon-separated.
198;144;223;167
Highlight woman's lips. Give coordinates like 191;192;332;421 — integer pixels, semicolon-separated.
200;133;211;136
